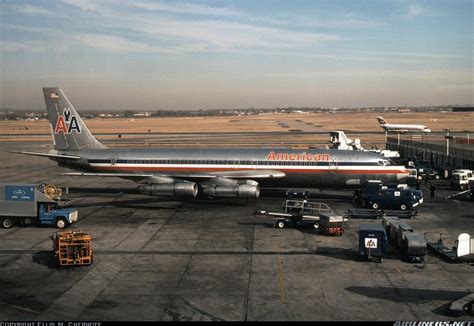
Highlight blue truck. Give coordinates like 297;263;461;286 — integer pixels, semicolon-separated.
0;184;78;229
361;183;423;211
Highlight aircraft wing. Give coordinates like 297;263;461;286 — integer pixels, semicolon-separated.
63;169;286;182
63;172;174;183
169;170;286;179
9;151;82;159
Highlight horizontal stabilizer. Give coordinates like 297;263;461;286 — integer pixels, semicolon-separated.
9;151;81;159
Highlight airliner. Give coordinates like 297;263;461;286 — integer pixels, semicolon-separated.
376;116;431;133
12;88;409;199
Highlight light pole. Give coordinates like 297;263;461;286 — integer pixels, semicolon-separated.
463;130;470;144
443;128;455;168
443;129;450;156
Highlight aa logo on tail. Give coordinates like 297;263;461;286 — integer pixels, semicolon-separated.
54;108;81;134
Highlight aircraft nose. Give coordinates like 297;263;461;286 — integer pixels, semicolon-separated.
397;170;410;180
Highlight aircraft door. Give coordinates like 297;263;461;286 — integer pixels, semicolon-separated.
329;159;337;172
39;204;54;224
251;159;258;171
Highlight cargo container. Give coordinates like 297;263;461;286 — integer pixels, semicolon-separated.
401;233;427;263
359;224;387;262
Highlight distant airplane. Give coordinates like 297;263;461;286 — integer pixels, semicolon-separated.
11;88;409;199
329;131;400;159
376;116;431;133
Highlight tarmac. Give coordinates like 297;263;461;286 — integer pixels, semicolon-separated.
0;140;473;321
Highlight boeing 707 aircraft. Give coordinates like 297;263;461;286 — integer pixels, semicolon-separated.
376;116;431;133
13;88;409;199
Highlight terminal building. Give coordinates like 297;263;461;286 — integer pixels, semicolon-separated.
387;135;474;171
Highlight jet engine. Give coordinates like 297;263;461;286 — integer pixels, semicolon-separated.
201;184;260;198
138;182;198;197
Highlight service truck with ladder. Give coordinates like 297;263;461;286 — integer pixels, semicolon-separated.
0;183;78;229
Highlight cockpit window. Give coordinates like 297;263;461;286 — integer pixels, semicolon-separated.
378;160;384;166
386;158;396;165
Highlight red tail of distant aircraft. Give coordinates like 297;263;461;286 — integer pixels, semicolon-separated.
376;116;431;133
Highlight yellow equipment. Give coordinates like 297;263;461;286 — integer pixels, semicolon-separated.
43;184;62;200
53;231;93;266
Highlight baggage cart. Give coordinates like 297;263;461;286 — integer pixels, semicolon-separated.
318;213;345;236
53;231;93;267
402;233;426;263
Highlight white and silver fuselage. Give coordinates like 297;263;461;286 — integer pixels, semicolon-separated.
58;147;408;188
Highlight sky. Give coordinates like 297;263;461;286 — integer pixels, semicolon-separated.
0;0;472;110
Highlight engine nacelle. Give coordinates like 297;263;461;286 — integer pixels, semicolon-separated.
138;182;198;197
202;184;260;198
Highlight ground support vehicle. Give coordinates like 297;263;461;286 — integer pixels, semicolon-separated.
383;209;417;219
285;190;310;199
401;233;427;263
388;221;413;242
472;182;474;201
363;187;422;211
53;231;93;266
0;183;78;229
449;293;474;316
355;181;423;211
383;219;426;262
256;200;335;229
444;182;473;200
381;215;400;234
317;213;345;236
380;217;427;262
358;224;387;263
345;208;382;219
346;208;416;220
416;164;441;181
425;233;474;263
451;169;473;190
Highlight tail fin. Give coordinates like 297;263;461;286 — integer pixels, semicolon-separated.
376;116;387;125
43;87;106;151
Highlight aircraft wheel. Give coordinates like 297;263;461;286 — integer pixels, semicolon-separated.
2;219;13;229
55;217;67;229
372;202;379;210
400;204;407;211
277;221;285;229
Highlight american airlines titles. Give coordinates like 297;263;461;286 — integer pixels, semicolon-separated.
266;151;330;162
